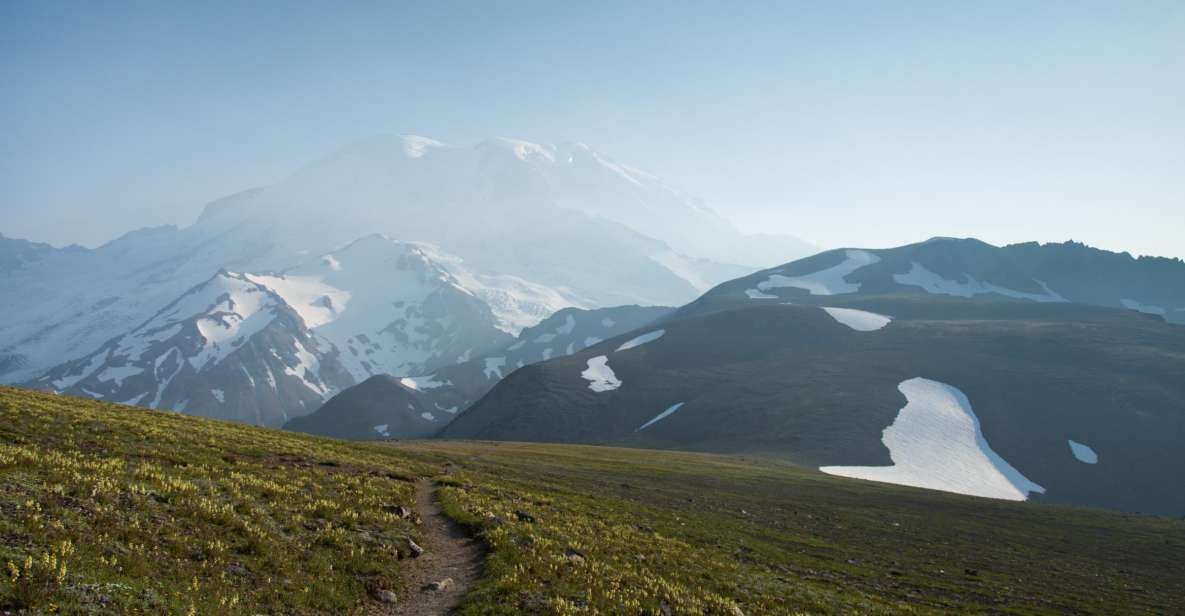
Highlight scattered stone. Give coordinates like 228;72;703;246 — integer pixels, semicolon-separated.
408;537;425;557
515;510;536;523
375;589;399;603
424;578;453;592
384;503;413;518
565;547;586;565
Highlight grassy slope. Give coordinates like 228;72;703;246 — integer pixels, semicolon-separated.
0;386;434;614
398;441;1185;616
3;387;1184;614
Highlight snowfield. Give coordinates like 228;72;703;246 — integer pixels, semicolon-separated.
1120;298;1167;316
636;402;685;431
821;307;892;331
820;378;1045;501
1068;440;1099;464
616;329;665;352
580;355;621;392
756;249;880;296
893;262;1065;303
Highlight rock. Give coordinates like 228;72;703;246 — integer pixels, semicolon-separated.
425;578;453;591
514;510;536;523
408;538;425;557
375;589;399;603
729;606;745;616
384;504;413;518
660;601;672;616
565;547;586;565
964;568;979;576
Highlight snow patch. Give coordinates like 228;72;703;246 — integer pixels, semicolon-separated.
1068;440;1098;464
399;374;448;390
1120;298;1167;316
211;388;225;403
373;424;390;438
745;288;777;299
757;249;880;296
556;314;577;335
893;263;1065;303
483;357;506;380
583;336;602;347
820;377;1045;501
580;355;621;392
420;412;436;422
601;317;616;328
616;329;665;352
821;307;892;331
637;402;685;431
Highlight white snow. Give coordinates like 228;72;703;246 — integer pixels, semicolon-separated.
556;314;577;335
636;402;685;431
615;329;665;352
580;355;621;392
399;374;448;390
456;348;472;363
893;263;1065;303
601;317;616;328
821;307;892;331
210;388;225;403
420;412;436;421
756;249;880;296
745;288;778;299
583;336;602;347
483;357;506;380
534;333;556;344
820;378;1045;501
1120;298;1167;316
373;424;390;438
541;347;553;360
507;340;527;351
95;364;143;386
282;340;329;397
322;255;342;271
565;342;575;355
1068;440;1099;464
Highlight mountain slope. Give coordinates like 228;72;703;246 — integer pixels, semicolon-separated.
25;237;518;426
285;304;673;439
442;239;1185;515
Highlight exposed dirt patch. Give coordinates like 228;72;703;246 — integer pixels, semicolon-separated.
383;478;485;615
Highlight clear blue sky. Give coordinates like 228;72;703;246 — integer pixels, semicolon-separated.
2;1;1183;258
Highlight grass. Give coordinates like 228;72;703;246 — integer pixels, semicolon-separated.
3;386;1184;614
395;441;1185;616
0;386;434;614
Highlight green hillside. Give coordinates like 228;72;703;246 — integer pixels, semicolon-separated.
3;387;1184;614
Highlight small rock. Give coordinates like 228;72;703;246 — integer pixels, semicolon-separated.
424;578;453;591
514;510;536;523
375;589;399;603
964;568;979;576
408;538;425;557
565;547;586;565
384;504;412;518
729;606;745;616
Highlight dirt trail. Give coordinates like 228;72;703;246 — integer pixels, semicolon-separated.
387;478;485;616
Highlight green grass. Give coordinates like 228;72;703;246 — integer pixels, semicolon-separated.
3;386;1184;614
395;441;1185;616
0;386;434;614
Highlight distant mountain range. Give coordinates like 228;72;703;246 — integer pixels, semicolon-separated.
1;136;811;425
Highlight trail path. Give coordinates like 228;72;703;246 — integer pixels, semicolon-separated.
388;478;484;616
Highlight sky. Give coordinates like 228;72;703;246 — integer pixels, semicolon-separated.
2;1;1183;259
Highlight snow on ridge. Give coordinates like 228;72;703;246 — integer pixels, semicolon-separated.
756;249;880;296
1120;298;1167;316
580;355;621;392
373;424;390;437
1068;440;1099;464
893;262;1065;303
820;377;1045;501
616;329;665;352
745;288;777;299
637;402;685;431
399;374;448;391
821;307;892;331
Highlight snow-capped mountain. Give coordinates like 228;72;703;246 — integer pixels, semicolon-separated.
24;237;539;426
2;135;792;391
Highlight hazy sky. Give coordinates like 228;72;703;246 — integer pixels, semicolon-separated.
2;1;1183;258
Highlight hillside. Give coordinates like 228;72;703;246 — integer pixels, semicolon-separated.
3;387;1185;614
442;240;1185;516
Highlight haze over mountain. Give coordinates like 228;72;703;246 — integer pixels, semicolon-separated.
1;136;808;425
